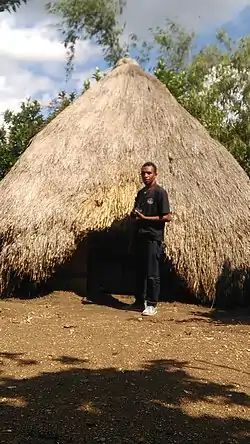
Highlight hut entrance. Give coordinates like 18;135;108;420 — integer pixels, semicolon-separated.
50;226;193;304
85;230;191;303
86;229;136;299
52;226;136;300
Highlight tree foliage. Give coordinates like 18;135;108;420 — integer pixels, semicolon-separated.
47;0;128;69
132;21;250;176
45;90;77;124
0;100;44;179
0;95;73;180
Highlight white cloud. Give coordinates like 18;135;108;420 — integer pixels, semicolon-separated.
13;0;250;33
0;56;56;116
122;0;250;38
0;7;100;123
0;18;67;62
0;14;100;62
7;0;48;26
0;0;250;124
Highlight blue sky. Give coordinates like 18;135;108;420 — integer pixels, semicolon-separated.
196;5;250;49
0;0;250;122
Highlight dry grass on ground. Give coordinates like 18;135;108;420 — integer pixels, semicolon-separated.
0;292;250;444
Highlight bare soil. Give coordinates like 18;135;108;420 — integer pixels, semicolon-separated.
0;292;250;444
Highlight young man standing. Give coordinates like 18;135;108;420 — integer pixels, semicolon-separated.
129;162;172;316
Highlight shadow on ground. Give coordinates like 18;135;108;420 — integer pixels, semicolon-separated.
172;307;250;326
0;357;249;444
193;308;250;325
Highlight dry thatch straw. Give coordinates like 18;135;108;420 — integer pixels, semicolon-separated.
0;57;250;304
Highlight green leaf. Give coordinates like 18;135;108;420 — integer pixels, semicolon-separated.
47;0;128;69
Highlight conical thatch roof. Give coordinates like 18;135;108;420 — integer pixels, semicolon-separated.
0;58;250;303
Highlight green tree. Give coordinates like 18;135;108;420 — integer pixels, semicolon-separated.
0;100;44;179
0;126;12;180
45;90;77;123
4;100;44;157
47;0;127;69
0;93;75;180
132;21;250;176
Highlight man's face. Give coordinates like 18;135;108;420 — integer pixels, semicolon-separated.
141;166;157;186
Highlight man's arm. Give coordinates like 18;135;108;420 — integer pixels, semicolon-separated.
135;189;172;222
140;213;172;221
135;212;172;222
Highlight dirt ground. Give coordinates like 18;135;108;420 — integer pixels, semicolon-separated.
0;292;250;444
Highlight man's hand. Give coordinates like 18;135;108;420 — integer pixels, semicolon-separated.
134;210;172;222
134;210;145;219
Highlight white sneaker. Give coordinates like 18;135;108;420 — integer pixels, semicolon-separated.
142;305;157;316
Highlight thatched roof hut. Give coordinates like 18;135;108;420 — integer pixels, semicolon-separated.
0;58;250;305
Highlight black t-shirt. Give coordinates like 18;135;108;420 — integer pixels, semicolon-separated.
132;184;171;241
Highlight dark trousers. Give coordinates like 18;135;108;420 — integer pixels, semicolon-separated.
135;237;162;306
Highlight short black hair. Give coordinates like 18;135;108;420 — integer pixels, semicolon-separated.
141;162;157;173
